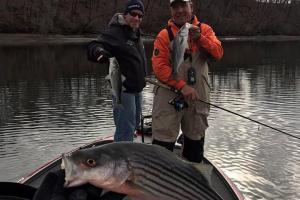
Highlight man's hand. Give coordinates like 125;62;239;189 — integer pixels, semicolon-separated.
189;25;201;42
97;54;104;62
94;47;111;63
180;85;199;101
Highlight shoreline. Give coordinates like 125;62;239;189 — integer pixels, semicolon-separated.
219;35;300;42
1;33;300;46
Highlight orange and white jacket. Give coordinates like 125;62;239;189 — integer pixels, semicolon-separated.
152;16;223;91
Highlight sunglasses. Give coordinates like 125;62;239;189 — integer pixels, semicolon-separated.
129;12;143;19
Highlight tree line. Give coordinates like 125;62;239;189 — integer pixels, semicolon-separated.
0;0;300;36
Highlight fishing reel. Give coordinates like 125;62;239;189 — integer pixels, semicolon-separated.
168;95;188;111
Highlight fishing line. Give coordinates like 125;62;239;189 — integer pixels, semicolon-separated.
145;77;300;140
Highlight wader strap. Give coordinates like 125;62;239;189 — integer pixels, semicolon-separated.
166;26;174;42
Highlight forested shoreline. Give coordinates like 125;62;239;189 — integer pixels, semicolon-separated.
1;0;300;36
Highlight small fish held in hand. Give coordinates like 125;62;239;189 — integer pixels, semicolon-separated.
105;57;124;104
62;142;222;200
172;23;192;75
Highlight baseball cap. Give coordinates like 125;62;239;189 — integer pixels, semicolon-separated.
170;0;190;6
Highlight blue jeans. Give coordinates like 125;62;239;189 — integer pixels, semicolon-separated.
112;92;142;141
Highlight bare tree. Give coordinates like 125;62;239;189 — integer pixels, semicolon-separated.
1;0;300;35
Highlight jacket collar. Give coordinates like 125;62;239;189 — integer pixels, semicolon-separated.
108;13;127;26
109;13;140;40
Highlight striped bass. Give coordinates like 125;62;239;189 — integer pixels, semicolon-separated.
105;57;124;104
62;142;223;200
172;23;192;75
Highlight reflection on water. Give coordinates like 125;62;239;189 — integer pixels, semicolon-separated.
0;41;300;200
206;42;300;200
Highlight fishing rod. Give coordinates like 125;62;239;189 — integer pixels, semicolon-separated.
145;77;300;140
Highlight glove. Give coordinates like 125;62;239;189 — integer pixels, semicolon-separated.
87;41;112;64
94;47;111;64
33;170;126;200
100;192;127;200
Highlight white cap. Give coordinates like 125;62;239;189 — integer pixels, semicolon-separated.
170;0;190;5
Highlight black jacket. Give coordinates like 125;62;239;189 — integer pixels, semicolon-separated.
87;13;147;93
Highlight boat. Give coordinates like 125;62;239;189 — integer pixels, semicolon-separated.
0;116;244;200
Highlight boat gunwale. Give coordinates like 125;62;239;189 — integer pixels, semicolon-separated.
17;136;113;184
18;137;244;200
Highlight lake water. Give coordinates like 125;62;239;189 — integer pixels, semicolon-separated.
0;40;299;200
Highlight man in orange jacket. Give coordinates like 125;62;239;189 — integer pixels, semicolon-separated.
151;0;223;162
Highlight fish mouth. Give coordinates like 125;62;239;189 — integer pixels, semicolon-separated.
61;153;70;171
64;177;87;188
61;153;86;187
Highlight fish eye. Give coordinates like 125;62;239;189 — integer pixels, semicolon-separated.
86;159;96;167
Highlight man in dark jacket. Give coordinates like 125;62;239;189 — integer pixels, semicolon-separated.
87;0;147;142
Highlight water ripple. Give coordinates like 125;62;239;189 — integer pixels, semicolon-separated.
1;42;300;200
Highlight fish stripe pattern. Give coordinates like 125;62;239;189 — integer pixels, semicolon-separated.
63;142;223;200
128;148;222;200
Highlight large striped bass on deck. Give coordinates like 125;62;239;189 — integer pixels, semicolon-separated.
62;142;223;200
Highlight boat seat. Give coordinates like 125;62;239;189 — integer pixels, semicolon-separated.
32;169;126;200
0;197;30;200
0;182;36;200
